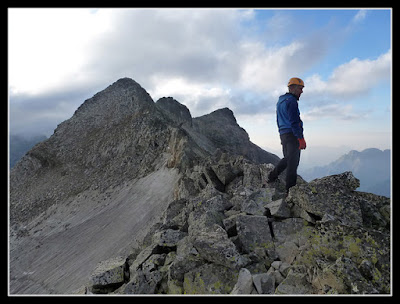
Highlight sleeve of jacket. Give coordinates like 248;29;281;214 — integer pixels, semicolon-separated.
286;98;304;139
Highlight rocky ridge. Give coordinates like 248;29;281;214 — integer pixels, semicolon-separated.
84;151;390;294
9;78;390;295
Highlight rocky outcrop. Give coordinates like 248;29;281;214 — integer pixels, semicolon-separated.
86;152;390;295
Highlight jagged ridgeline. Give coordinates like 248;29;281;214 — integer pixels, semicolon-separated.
9;78;390;295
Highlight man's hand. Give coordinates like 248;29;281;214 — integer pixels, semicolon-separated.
298;138;306;150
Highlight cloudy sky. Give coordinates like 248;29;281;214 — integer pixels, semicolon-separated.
8;8;391;167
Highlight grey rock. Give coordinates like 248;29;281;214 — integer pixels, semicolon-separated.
129;244;159;272
192;224;242;269
230;268;254;294
162;199;188;230
252;272;275;294
89;256;127;294
279;262;292;277
272;218;311;247
152;229;187;248
183;263;238;294
123;268;161;294
241;189;273;215
286;172;363;227
359;259;374;280
271;260;282;270
168;241;204;283
275;266;313;294
236;214;274;254
222;212;244;237
265;198;290;218
241;197;265;216
275;241;299;264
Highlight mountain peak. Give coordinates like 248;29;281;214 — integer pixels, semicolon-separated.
59;78;154;135
113;77;140;86
156;97;192;127
198;107;237;125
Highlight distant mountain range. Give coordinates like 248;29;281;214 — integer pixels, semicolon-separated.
300;148;391;197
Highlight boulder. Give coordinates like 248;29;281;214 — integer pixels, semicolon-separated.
183;263;238;294
222;212;245;237
235;214;274;254
287;172;363;227
275;241;299;264
252;272;275;294
240;197;265;216
152;229;187;248
230;268;255;294
272;218;312;247
88;256;127;294
122;268;160;294
162;199;188;230
167;237;204;286
265;198;290;218
275;266;313;294
241;189;274;215
191;224;243;269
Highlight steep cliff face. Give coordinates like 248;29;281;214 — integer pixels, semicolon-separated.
9;78;280;294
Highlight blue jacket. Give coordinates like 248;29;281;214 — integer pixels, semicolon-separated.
276;93;304;139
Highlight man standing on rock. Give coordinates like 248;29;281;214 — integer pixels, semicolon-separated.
267;77;306;193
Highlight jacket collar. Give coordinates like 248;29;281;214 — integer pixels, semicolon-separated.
287;92;299;100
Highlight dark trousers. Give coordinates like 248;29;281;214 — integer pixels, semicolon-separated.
268;132;301;191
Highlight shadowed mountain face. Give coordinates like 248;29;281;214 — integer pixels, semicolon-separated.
9;78;279;294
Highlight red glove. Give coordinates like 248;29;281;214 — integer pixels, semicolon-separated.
298;138;306;150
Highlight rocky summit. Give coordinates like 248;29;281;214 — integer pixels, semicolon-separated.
9;78;390;295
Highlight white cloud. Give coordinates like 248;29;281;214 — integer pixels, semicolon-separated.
8;8;112;95
148;76;231;116
302;104;370;122
328;50;391;97
305;49;391;99
77;8;249;89
353;10;368;23
238;41;303;94
7;8;331;107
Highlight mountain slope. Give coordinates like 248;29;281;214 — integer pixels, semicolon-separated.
9;78;279;294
